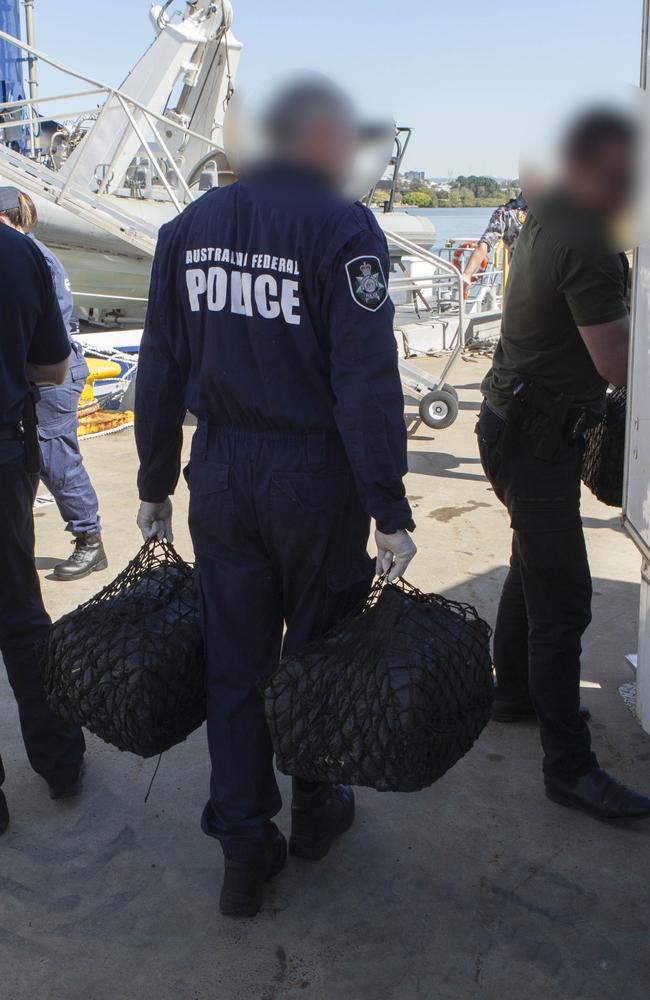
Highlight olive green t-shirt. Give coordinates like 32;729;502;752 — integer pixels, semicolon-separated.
482;191;629;414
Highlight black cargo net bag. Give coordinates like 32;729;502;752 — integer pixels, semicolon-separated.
44;539;206;758
582;387;627;508
264;579;494;793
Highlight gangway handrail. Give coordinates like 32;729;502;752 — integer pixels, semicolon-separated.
0;30;220;147
382;226;466;349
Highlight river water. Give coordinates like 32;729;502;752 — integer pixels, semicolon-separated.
399;206;494;248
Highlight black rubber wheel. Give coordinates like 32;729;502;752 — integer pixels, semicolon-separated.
419;389;459;430
441;383;458;400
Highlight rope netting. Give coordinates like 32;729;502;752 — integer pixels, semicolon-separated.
582;388;627;508
44;539;206;758
264;579;494;793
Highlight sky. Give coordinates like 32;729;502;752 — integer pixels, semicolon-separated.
23;0;646;178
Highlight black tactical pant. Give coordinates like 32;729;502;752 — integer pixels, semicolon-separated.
476;402;597;776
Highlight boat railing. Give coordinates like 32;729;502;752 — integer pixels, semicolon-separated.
0;29;219;252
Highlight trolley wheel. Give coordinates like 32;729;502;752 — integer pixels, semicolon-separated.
419;389;459;430
441;383;458;400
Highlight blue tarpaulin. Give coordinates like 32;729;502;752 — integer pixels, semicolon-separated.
0;0;24;104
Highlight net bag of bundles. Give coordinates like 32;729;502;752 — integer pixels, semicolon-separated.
582;388;627;508
44;539;206;758
264;579;494;793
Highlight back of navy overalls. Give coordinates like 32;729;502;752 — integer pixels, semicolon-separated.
136;165;414;856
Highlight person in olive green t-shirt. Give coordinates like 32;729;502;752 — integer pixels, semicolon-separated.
477;108;650;822
483;192;629;415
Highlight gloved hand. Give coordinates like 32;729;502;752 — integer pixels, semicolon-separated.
375;528;417;584
137;498;173;543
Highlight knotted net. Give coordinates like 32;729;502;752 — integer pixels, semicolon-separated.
582;388;627;508
44;539;206;758
264;579;494;793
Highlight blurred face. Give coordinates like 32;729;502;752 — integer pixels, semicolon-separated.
293;114;359;190
564;139;636;216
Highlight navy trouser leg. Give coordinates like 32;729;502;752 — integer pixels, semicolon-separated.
37;365;101;536
188;426;372;859
0;447;85;784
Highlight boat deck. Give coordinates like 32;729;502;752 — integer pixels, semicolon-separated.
1;356;648;1000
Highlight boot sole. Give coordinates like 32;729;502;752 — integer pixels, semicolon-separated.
52;558;108;582
290;809;355;861
545;786;650;823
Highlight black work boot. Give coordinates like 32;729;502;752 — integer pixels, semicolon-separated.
290;781;355;861
48;760;85;801
0;756;8;836
491;698;591;723
53;533;108;582
220;825;287;918
545;767;650;821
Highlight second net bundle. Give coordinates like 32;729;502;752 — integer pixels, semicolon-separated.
264;579;494;793
44;539;206;758
582;387;627;508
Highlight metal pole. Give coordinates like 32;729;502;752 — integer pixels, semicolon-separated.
24;0;38;101
23;0;38;157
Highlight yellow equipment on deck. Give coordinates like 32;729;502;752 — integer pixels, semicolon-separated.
78;357;134;438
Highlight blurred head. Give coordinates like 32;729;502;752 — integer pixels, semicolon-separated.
261;76;360;189
0;188;38;232
560;108;638;216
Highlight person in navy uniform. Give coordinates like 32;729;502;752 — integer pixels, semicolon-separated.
0;188;107;581
135;78;417;916
0;193;86;834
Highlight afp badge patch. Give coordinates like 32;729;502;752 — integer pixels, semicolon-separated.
345;255;388;312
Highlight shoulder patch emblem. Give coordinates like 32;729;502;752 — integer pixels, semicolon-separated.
345;255;388;312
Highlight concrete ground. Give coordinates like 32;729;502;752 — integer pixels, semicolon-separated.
1;355;649;1000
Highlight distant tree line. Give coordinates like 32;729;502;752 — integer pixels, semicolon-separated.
371;174;520;209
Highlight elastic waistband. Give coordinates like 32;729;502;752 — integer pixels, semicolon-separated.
197;422;343;469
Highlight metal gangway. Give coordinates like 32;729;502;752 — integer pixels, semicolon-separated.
386;231;503;429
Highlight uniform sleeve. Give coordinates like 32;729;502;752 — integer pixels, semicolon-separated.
479;207;506;252
27;251;71;366
324;229;415;534
135;234;188;503
557;249;628;327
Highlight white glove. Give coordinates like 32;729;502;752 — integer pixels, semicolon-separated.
137;498;173;543
375;528;417;584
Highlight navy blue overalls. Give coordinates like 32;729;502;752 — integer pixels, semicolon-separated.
29;234;101;536
136;165;414;858
0;225;85;789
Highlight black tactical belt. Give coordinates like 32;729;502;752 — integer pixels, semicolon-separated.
0;424;19;441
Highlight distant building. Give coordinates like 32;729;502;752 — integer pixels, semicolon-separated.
404;170;426;182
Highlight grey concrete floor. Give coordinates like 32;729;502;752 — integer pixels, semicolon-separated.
1;356;649;1000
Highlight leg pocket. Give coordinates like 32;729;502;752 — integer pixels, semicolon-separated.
187;462;235;557
322;556;375;635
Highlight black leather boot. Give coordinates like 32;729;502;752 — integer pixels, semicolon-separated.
290;781;355;860
52;533;108;582
220;825;287;918
0;756;8;836
545;767;650;820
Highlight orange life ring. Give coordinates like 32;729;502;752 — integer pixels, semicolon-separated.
452;241;489;299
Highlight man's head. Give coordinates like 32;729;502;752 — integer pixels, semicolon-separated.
560;108;638;216
0;187;38;232
261;76;360;189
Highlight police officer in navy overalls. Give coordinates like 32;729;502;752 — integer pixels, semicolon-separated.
135;79;417;916
0;189;107;581
0;195;86;834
